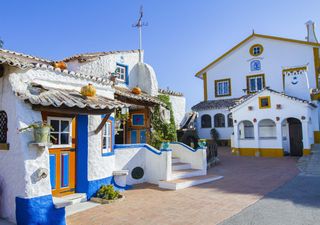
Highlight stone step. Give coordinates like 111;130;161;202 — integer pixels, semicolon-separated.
172;162;192;171
66;201;100;216
53;193;87;209
172;157;180;164
159;174;223;190
170;169;205;180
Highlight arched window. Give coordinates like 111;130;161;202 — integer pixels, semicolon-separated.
214;114;225;128
201;114;212;128
258;119;276;139
238;120;254;139
227;113;233;127
0;111;8;143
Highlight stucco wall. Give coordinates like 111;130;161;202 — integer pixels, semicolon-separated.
196;108;233;140
169;95;186;129
204;37;317;101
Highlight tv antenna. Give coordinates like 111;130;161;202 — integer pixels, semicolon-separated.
133;5;148;62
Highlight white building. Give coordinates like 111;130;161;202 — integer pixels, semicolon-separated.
192;21;320;157
0;48;213;225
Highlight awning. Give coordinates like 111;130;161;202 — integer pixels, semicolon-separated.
16;83;125;115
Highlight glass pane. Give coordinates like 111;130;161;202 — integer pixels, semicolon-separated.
218;82;223;95
103;137;106;149
51;120;59;132
250;78;256;91
224;82;229;94
51;133;59;145
60;133;69;145
257;77;263;90
61;120;70;132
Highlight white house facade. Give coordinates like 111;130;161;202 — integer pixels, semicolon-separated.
192;21;320;157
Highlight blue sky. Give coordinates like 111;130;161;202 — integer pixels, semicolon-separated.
1;0;320;110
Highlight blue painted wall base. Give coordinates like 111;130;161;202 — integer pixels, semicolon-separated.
16;195;65;225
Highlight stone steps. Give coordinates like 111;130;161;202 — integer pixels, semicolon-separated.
53;193;87;209
159;174;223;190
172;162;192;171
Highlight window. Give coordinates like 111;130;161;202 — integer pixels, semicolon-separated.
250;60;261;71
238;120;254;139
132;114;145;126
247;74;265;93
201;114;212;128
259;96;271;109
0;111;8;143
249;44;263;56
102;120;112;153
227;113;233;127
258;119;276;139
116;63;128;83
48;117;72;147
214;114;225;128
215;79;231;97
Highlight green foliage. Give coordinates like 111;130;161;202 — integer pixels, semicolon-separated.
150;94;177;149
96;185;120;200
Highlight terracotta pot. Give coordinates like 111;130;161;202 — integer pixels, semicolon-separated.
132;87;142;95
81;83;96;97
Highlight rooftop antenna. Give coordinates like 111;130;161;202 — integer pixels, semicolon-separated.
132;5;148;63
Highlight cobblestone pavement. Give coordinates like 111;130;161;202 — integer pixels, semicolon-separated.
67;147;299;225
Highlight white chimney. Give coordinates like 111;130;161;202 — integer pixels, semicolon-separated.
306;20;318;43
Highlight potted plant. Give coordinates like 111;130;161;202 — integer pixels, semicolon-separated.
91;185;124;204
198;139;207;148
19;121;53;144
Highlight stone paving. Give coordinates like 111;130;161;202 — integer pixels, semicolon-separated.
67;147;299;225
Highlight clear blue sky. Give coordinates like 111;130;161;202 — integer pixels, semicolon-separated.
1;0;320;110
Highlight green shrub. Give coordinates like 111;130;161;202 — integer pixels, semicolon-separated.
96;185;120;200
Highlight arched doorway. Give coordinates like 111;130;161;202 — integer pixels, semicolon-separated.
287;118;303;156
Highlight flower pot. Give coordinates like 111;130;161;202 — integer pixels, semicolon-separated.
33;127;51;143
162;142;170;149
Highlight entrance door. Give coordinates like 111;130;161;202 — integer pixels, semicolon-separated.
47;116;76;197
287;118;303;156
130;129;146;144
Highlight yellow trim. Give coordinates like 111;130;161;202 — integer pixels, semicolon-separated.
0;143;9;150
314;131;320;144
246;74;265;94
195;33;320;78
259;96;271;109
313;47;320;88
214;78;231;97
311;93;320;100
303;149;311;156
131;113;145;127
232;148;284;157
249;44;264;56
282;66;307;74
203;72;208;101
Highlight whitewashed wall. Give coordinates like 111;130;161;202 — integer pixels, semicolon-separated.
169;95;186;129
204;37;317;101
196;108;233;140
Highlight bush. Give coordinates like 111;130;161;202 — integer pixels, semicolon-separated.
96;185;120;200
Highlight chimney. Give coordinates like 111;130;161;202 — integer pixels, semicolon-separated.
306;20;318;43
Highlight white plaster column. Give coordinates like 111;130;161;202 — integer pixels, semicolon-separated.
253;122;260;156
302;120;310;150
276;121;283;148
233;123;239;148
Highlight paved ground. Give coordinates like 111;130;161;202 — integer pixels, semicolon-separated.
219;175;320;225
67;147;299;225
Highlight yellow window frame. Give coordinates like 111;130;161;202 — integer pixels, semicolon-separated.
259;96;271;109
249;44;264;56
246;74;265;94
214;78;231;97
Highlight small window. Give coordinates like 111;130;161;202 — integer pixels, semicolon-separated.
227;113;233;127
259;96;271;109
215;79;231;97
102;120;112;153
132;114;145;126
247;74;265;93
214;113;225;128
116;63;128;83
250;60;261;71
201;114;212;128
48;117;72;148
0;111;8;143
249;44;263;56
258;119;276;139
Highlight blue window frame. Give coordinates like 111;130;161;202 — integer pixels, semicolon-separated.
101;115;115;156
116;63;129;85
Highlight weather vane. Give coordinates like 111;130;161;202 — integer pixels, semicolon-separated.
133;5;148;62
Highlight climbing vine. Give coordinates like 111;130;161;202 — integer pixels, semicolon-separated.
150;94;177;149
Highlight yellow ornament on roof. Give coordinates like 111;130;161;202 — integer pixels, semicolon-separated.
81;83;96;97
132;86;142;95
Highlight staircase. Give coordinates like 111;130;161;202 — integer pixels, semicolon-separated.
53;193;99;216
297;144;320;176
158;156;223;190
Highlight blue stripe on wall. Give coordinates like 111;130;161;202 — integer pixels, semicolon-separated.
61;153;69;188
16;195;66;225
49;154;56;190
